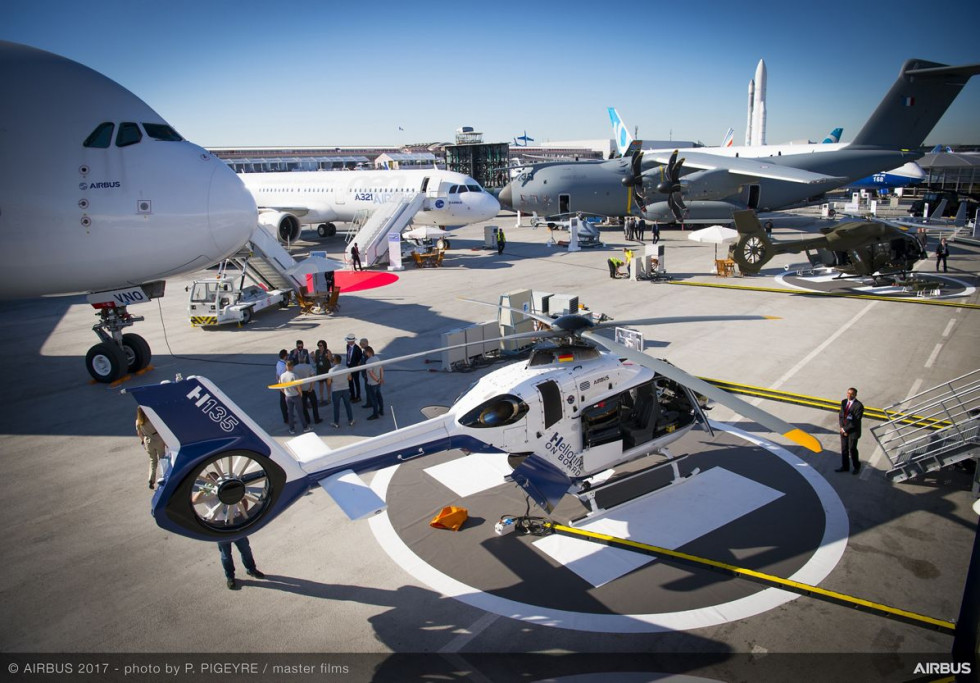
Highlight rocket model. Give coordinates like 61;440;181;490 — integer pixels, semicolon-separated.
745;59;768;146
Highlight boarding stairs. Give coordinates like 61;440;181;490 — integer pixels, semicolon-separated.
872;369;980;490
227;223;335;294
346;192;425;267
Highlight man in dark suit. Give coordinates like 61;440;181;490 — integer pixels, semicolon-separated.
836;387;864;474
345;333;363;403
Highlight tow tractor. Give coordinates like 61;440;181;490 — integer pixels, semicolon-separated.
187;260;291;327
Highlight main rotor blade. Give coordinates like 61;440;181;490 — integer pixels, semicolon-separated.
460;296;555;328
269;328;556;390
593;314;780;332
581;330;823;453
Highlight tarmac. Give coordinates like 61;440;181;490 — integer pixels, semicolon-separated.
1;205;978;681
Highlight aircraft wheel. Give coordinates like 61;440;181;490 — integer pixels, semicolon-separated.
316;223;337;238
85;342;128;383
121;333;152;372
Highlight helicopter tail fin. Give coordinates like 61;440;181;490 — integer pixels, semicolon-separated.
127;376;311;542
508;455;573;514
730;210;774;274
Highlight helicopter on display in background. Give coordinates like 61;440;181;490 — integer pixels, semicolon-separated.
730;209;927;280
126;307;823;543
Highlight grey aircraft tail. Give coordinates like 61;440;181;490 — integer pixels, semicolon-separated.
851;59;980;149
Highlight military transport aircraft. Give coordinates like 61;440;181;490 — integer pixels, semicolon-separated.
126;308;822;542
499;59;980;224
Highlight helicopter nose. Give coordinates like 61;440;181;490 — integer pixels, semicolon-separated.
498;184;513;210
207;163;258;257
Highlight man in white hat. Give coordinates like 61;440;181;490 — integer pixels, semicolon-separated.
345;333;363;402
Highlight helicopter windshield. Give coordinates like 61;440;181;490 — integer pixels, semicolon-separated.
458;394;529;429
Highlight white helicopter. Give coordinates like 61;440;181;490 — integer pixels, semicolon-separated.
126;307;822;542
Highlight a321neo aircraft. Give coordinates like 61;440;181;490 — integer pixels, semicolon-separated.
499;59;980;224
0;41;257;383
238;168;500;242
729;209;926;280
126;307;822;542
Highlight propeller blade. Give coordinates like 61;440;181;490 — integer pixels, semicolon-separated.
665;150;678;179
581;330;823;454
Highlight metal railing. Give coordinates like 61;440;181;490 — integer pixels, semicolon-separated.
872;369;980;484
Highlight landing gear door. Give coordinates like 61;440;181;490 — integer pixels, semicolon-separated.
684;387;714;437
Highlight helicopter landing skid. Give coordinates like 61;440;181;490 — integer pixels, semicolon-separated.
570;449;700;524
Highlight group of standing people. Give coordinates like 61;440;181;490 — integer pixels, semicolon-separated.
623;216;659;244
275;335;386;431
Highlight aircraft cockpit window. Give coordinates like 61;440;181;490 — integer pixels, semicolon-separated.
466;184;483;193
83;122;115;148
459;394;529;429
116;122;143;147
143;123;184;141
449;185;460;194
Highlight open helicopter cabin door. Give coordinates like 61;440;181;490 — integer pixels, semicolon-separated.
683;386;714;437
580;396;624;473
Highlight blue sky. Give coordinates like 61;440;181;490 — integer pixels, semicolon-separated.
3;0;979;148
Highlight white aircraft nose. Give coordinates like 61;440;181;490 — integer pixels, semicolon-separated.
207;163;258;257
475;191;501;221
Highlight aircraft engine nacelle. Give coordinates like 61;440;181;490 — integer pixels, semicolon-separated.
258;211;301;242
678;170;744;201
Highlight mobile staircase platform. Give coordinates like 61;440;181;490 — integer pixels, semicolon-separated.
872;369;980;493
345;192;425;267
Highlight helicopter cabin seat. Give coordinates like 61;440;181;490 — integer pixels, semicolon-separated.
621;386;659;449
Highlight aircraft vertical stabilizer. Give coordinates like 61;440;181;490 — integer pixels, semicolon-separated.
851;60;980;148
608;107;634;156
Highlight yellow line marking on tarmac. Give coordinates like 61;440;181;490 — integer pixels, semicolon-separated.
699;376;951;429
667;280;980;309
545;522;956;636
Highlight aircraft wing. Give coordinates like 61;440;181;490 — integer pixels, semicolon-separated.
258;206;311;218
643;150;846;185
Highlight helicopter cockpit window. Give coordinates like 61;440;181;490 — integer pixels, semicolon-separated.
116;122;143;147
459;394;529;429
536;380;563;429
83;122;115;148
143;123;184;141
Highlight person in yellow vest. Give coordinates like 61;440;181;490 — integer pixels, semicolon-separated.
607;257;624;278
623;247;634;278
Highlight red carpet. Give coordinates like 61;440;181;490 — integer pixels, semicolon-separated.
333;270;399;293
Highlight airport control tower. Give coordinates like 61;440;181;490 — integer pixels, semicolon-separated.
444;126;510;189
